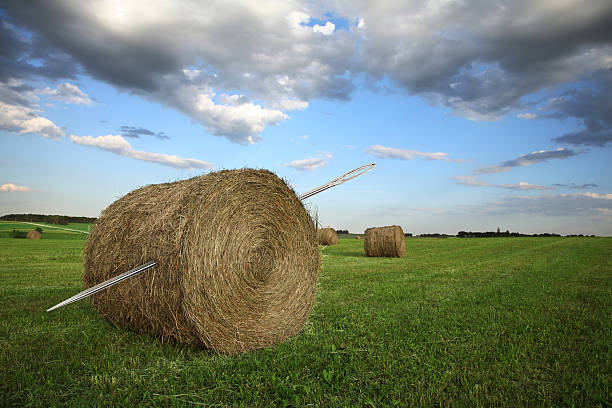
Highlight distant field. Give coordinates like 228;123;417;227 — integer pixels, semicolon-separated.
0;221;91;239
0;235;610;407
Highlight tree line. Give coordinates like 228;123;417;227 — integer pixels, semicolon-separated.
0;213;97;225
335;229;594;237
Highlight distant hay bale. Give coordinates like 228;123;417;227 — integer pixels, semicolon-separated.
363;225;406;257
26;230;41;240
354;236;361;240
317;228;338;245
83;169;319;354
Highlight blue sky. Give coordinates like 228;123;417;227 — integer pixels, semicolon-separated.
1;1;611;235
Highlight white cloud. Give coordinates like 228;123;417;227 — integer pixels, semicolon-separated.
168;86;288;144
0;79;64;139
69;134;213;170
453;176;553;191
517;113;537;119
0;101;64;139
365;145;454;161
0;183;32;192
313;21;335;35
283;152;332;171
580;192;612;200
41;83;93;105
275;99;309;111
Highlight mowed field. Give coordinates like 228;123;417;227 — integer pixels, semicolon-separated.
0;221;610;407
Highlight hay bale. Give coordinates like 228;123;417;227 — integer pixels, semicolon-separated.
317;228;338;245
354;236;361;240
363;225;406;257
83;169;319;353
26;230;41;240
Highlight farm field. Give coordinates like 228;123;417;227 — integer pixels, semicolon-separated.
0;229;610;407
0;221;91;239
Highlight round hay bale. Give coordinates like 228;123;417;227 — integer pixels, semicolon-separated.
317;228;338;245
83;169;319;353
363;225;406;257
26;230;41;240
354;236;361;240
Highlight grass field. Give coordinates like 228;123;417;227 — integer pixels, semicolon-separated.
1;224;610;407
0;221;91;239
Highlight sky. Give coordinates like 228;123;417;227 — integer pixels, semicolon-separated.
1;0;611;235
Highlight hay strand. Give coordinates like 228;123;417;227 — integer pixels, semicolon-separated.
83;169;319;353
317;228;338;245
363;225;405;257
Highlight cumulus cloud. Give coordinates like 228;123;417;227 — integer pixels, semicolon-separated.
1;1;355;143
69;134;213;170
41;83;93;105
453;176;552;191
1;0;611;141
313;21;335;35
283;152;332;171
0;183;32;192
120;126;169;140
475;148;581;174
177;89;288;144
0;79;64;139
346;1;612;120
365;145;458;162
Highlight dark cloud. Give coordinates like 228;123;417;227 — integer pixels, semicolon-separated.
548;69;612;147
351;1;612;119
0;17;77;82
553;119;612;147
120;126;169;140
551;183;598;189
475;148;581;174
1;1;611;142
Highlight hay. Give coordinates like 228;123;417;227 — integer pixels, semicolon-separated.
363;225;406;257
26;230;41;240
83;169;319;354
354;236;361;240
317;228;338;245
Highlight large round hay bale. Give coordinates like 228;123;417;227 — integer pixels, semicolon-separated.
363;225;406;257
317;228;338;245
83;169;319;353
26;230;41;240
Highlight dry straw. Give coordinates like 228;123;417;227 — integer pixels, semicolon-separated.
317;227;338;245
83;169;319;354
26;230;41;240
363;225;406;257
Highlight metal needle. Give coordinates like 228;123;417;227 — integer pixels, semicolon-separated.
47;163;374;311
47;260;158;311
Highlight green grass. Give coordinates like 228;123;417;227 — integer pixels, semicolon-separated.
1;235;610;407
0;221;90;239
